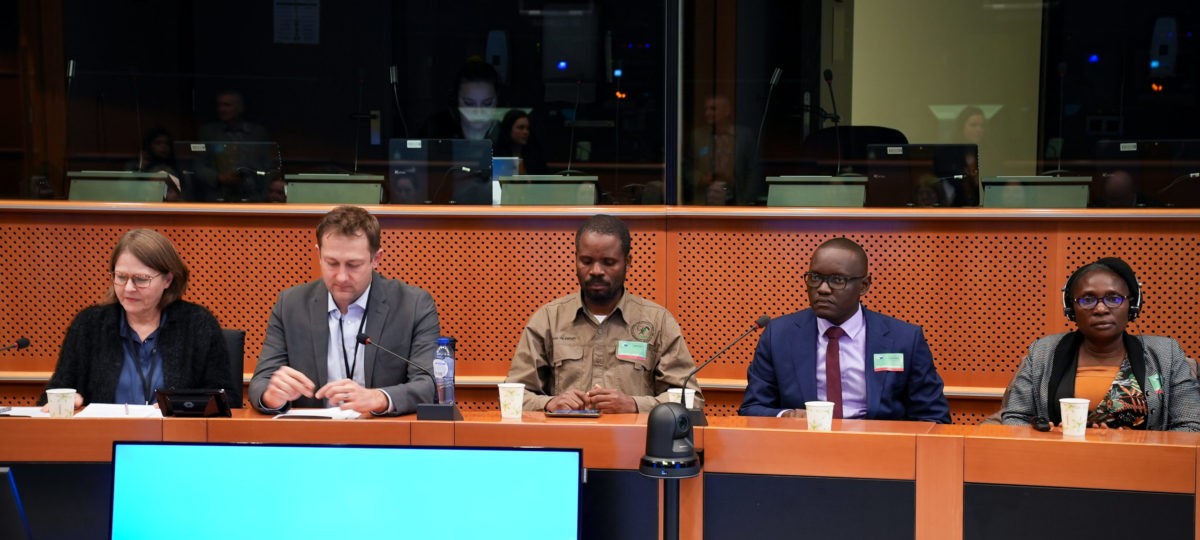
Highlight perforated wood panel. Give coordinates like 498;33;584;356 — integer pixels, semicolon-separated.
4;206;1200;427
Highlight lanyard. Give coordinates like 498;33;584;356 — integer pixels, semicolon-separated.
338;311;367;381
123;337;158;405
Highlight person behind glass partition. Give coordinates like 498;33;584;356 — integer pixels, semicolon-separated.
495;109;547;175
126;127;184;201
38;229;233;410
956;106;986;146
1000;258;1200;431
419;58;502;141
686;95;758;205
195;90;275;202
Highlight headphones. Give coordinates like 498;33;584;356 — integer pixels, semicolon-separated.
1060;259;1143;322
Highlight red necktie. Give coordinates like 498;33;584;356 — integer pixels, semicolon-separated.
825;326;847;419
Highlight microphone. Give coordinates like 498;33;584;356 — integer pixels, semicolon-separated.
356;333;438;404
1156;171;1200;196
388;66;410;138
357;333;462;420
823;68;845;175
560;79;584;175
67;59;75;85
753;68;783;181
0;338;30;352
678;316;770;424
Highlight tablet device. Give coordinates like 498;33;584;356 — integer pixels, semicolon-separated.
154;388;232;417
545;409;601;418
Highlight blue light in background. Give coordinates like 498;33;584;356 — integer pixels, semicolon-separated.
613;68;623;78
556;60;567;70
1151;60;1161;68
1087;54;1099;63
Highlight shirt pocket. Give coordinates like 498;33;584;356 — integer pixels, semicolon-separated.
612;343;657;395
550;344;585;394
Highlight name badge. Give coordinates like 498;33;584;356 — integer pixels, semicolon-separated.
873;353;904;372
617;340;649;362
1149;374;1163;393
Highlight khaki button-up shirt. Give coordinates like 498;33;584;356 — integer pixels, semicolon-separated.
505;291;702;412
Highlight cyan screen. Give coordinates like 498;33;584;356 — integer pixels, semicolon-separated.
111;443;580;539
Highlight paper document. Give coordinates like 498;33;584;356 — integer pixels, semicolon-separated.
0;407;51;417
75;403;164;418
274;407;362;420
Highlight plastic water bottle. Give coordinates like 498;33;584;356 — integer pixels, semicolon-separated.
432;337;455;403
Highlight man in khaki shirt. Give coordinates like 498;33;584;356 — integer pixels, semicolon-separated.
505;215;702;413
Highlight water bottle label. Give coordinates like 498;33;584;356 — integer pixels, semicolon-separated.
433;359;449;378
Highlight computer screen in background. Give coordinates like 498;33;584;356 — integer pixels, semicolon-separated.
111;442;581;540
865;143;981;207
388;139;493;204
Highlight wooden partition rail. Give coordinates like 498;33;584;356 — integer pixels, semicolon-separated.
4;202;1200;426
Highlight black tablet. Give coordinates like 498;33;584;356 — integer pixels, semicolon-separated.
154;388;232;417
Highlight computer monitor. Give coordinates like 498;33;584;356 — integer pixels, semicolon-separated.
0;468;32;540
174;141;282;202
864;143;981;207
388;139;493;204
1093;139;1200;207
111;442;581;539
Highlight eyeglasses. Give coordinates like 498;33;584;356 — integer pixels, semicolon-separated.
803;272;865;291
112;272;161;288
1073;294;1130;310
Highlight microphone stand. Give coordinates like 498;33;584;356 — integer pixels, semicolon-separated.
679;316;769;426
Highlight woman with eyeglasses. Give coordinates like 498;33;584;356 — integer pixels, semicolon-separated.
1001;257;1200;431
38;229;232;410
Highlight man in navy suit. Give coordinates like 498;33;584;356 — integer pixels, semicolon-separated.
739;238;950;423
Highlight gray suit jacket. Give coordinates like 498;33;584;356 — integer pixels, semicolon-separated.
1001;332;1200;431
249;273;440;415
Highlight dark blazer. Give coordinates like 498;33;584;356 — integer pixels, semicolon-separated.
249;272;440;415
40;300;232;405
739;307;951;423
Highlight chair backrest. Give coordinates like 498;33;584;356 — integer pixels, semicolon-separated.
221;328;246;407
798;125;908;176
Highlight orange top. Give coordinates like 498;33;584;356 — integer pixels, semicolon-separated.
1075;365;1121;411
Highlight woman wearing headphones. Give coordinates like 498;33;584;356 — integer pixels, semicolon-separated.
1001;257;1200;431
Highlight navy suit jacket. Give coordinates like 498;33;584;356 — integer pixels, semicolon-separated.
738;307;950;423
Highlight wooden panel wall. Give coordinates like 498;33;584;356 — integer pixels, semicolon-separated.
3;204;1199;423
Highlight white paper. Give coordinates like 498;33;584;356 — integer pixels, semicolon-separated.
273;407;362;420
1;407;51;418
74;403;163;418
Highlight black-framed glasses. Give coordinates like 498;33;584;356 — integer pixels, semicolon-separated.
1074;294;1130;310
112;272;161;288
803;272;865;291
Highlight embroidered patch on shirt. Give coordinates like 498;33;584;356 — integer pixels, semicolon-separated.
631;321;655;342
873;353;904;372
617;340;649;362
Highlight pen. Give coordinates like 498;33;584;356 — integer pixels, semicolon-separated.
125;403;130;416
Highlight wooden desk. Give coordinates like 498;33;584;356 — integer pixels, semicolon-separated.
2;412;1200;539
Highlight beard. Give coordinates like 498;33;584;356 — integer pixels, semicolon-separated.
582;279;621;304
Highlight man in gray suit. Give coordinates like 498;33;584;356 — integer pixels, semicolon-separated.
249;206;440;415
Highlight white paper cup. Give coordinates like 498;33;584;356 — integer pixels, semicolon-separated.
46;388;76;418
805;401;834;431
1059;398;1090;437
667;388;697;408
498;383;524;419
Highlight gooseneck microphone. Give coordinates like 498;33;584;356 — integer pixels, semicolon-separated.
357;333;438;404
823;68;847;176
1;338;30;352
1157;172;1200;196
388;65;410;138
680;315;770;404
561;78;584;176
753;68;783;178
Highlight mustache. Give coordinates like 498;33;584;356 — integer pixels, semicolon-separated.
586;278;610;285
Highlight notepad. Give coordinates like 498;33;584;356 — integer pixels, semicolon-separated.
273;407;362;420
